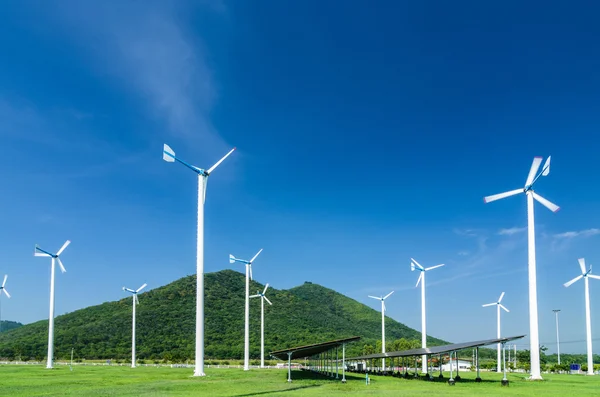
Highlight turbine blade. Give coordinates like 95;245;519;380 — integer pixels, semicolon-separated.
124;288;135;293
425;264;445;271
229;254;236;264
56;240;71;256
368;295;380;300
57;258;67;273
564;275;583;288
541;156;551;176
249;265;253;281
578;258;586;275
483;189;523;203
383;291;394;300
587;275;600;280
3;289;10;298
525;157;543;187
2;274;6;288
482;303;496;307
134;295;139;305
500;304;510;313
415;272;423;288
249;248;263;264
262;283;269;295
34;245;52;257
136;283;147;293
249;294;260;298
532;192;560;213
410;258;424;270
163;144;176;162
498;292;505;302
264;296;272;305
206;147;236;175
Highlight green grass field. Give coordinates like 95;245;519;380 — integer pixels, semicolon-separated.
1;365;599;396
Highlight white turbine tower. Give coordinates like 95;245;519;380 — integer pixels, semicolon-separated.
368;291;394;371
34;240;71;369
0;275;11;334
482;292;510;373
564;258;599;376
122;283;147;368
163;144;235;376
229;249;263;371
411;258;444;374
250;283;272;368
483;156;559;380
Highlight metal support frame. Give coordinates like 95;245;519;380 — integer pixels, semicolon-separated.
448;351;455;385
501;342;509;386
475;347;481;382
438;354;443;378
287;352;292;383
342;343;347;383
455;351;461;381
336;346;339;379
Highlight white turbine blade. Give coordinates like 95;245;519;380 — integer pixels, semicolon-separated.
383;291;394;300
578;258;587;275
425;264;445;271
249;248;263;264
249;294;260;298
56;240;71;256
136;283;147;293
2;275;6;288
34;245;52;257
484;189;523;203
262;283;269;295
264;296;272;305
587;275;600;280
123;287;135;293
206;147;236;175
57;258;67;273
564;275;583;288
415;272;423;288
163;144;175;162
541;156;551;176
3;288;10;298
498;292;505;302
368;295;380;300
249;265;253;281
410;258;424;270
134;294;139;305
229;254;236;264
482;303;496;307
532;192;560;213
525;157;543;186
500;304;510;313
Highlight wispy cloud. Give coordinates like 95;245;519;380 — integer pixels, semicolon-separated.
453;228;479;237
498;226;527;236
554;229;600;239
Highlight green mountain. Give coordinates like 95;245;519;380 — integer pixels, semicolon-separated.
0;270;447;361
0;321;23;333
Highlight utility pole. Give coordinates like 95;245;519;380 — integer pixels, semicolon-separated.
553;309;561;365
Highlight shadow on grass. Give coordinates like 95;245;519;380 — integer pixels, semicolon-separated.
360;372;502;384
232;384;321;396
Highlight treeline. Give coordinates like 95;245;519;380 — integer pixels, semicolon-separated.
0;321;22;333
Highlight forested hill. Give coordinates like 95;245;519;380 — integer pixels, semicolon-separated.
0;321;22;333
0;270;447;361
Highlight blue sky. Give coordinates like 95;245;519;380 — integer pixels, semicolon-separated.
1;1;599;355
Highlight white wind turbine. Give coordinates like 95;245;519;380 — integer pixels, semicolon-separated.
564;258;599;376
250;283;272;368
368;291;394;371
411;258;444;374
483;156;559;380
0;275;11;334
122;283;147;368
482;292;510;373
34;240;71;369
230;249;263;371
163;144;235;376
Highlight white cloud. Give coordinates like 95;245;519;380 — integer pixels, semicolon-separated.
498;227;527;236
554;229;600;239
458;250;470;256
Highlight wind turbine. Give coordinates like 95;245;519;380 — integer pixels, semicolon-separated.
411;258;444;374
483;156;558;380
34;240;71;369
564;258;599;376
368;291;394;371
230;249;263;371
0;275;11;334
482;292;510;373
122;283;147;368
163;144;235;376
250;283;272;368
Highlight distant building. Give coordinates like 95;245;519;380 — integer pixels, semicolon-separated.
442;359;471;371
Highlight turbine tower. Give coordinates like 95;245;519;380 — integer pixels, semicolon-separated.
0;275;11;333
163;144;235;376
34;240;71;369
564;258;598;376
411;258;444;374
482;292;510;373
552;309;561;365
483;156;559;380
230;249;263;371
368;291;394;371
122;283;147;368
250;283;272;368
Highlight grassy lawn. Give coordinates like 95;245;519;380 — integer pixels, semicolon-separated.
1;365;599;396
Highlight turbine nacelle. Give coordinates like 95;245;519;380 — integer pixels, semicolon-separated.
163;144;236;177
250;283;272;305
229;249;263;280
410;258;445;287
564;258;600;288
123;283;147;304
34;240;71;273
0;274;10;298
482;291;510;312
